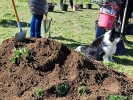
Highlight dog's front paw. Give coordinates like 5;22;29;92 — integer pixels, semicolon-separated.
109;56;115;62
103;55;110;62
110;59;115;62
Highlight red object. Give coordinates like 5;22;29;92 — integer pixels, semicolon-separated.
98;4;116;29
98;13;116;29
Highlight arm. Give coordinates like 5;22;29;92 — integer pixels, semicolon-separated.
108;0;121;6
108;0;120;11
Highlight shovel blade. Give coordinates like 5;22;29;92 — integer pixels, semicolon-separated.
15;30;26;42
41;19;52;38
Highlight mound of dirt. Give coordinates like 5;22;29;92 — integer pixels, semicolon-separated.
0;37;133;100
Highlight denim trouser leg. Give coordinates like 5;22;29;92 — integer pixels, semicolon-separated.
30;15;36;37
95;26;105;39
34;15;43;38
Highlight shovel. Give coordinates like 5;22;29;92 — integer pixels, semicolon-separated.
121;0;129;35
10;0;26;42
41;14;52;38
114;0;129;55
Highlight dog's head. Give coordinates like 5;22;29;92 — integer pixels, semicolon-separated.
104;21;121;45
109;28;121;44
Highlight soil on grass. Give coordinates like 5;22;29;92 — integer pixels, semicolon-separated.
0;37;133;100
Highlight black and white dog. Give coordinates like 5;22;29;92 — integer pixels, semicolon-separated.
76;28;121;62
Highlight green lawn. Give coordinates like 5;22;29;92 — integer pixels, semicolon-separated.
0;0;133;76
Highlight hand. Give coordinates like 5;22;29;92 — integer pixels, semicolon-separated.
110;1;120;11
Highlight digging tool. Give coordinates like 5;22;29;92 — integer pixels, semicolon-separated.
114;0;129;55
41;14;52;38
121;0;129;35
10;0;26;42
120;0;129;45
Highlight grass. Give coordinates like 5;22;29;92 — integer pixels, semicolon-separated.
108;95;128;100
55;82;70;97
78;85;88;95
9;47;29;64
35;88;43;98
0;0;133;77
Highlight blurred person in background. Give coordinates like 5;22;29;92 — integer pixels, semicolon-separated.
60;0;73;8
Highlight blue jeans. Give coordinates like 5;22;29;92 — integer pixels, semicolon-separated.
95;20;105;38
95;26;105;38
30;15;43;38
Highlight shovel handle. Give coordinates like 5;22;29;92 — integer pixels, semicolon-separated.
44;14;47;20
44;14;52;20
121;0;129;34
10;0;20;22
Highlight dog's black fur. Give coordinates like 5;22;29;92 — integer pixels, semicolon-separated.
76;28;121;62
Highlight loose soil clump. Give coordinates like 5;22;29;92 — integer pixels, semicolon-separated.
0;37;133;100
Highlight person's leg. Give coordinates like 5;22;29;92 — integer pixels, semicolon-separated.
35;15;43;38
69;0;73;8
95;20;105;39
95;26;105;39
30;15;36;37
60;0;63;6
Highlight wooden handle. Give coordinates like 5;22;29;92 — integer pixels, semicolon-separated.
121;0;129;34
44;14;47;20
10;0;19;22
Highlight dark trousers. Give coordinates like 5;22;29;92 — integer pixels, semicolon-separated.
30;15;43;38
60;0;63;5
60;0;73;8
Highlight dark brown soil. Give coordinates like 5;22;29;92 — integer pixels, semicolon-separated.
0;37;133;100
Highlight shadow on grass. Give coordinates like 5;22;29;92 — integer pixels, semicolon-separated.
91;8;99;10
51;36;89;48
65;43;89;49
124;41;133;48
0;19;30;28
114;56;133;66
52;11;64;14
114;48;133;66
77;9;84;11
81;7;99;10
124;48;133;57
51;36;79;43
65;11;74;12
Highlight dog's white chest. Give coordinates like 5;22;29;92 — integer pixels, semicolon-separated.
103;44;116;55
